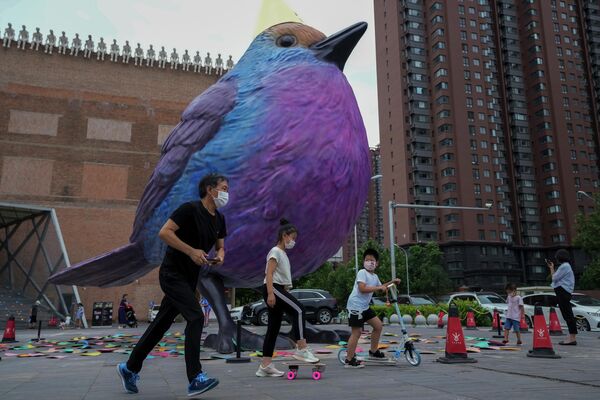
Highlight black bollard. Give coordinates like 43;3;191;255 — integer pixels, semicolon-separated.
225;320;250;363
32;320;45;342
492;309;504;338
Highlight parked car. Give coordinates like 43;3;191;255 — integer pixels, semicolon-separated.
372;294;435;305
522;292;600;331
229;306;244;323
447;292;508;317
398;294;436;305
241;289;339;326
148;304;160;322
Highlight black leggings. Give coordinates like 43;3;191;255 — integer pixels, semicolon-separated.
127;267;204;383
554;286;577;335
262;284;306;358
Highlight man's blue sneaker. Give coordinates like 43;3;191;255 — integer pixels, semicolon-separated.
117;362;140;394
187;372;219;397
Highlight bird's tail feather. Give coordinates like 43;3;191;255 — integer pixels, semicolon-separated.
49;242;155;288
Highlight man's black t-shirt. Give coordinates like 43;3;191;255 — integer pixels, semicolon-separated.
161;201;226;282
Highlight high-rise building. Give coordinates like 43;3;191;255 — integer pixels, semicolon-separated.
374;0;599;290
342;147;385;263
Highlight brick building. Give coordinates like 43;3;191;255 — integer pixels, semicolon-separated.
374;0;599;290
0;39;222;320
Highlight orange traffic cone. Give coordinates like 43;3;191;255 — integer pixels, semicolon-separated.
466;310;477;330
437;311;445;329
527;305;560;359
519;313;530;333
548;307;564;336
2;316;17;343
437;304;477;364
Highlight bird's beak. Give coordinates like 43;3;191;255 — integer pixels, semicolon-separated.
310;22;367;71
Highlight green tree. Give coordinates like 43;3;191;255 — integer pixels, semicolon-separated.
575;195;600;289
579;259;600;289
406;242;451;296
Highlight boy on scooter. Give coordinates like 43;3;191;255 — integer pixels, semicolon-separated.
344;248;400;368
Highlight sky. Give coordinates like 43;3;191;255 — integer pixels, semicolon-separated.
0;0;380;146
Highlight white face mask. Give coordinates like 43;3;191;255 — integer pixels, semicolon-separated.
364;260;376;272
285;239;296;250
213;190;229;208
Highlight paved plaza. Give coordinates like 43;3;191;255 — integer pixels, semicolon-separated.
1;323;599;399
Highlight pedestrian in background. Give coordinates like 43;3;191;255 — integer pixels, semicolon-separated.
119;294;129;328
75;303;85;329
28;300;40;329
547;249;577;345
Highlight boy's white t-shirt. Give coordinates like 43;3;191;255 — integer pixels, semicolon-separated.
505;293;524;321
263;246;293;288
346;269;381;312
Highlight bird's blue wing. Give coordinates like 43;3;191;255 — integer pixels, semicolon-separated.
130;80;237;241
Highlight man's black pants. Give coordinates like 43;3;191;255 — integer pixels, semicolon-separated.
127;267;204;382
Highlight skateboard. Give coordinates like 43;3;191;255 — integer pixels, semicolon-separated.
282;362;326;380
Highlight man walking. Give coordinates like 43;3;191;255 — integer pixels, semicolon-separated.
117;173;229;397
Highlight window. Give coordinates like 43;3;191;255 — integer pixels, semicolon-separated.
440;138;454;147
435;82;449;91
435;68;448;78
446;229;460;238
443;198;458;206
445;213;458;223
441;153;454;161
442;182;457;192
442;167;456;176
547;205;562;214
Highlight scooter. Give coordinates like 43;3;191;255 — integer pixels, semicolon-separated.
337;283;421;367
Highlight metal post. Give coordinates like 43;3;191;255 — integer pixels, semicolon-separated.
354;225;359;274
225;320;250;363
395;245;410;297
388;201;396;281
50;209;88;329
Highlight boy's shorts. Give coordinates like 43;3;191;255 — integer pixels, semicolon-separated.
503;318;520;332
348;308;377;327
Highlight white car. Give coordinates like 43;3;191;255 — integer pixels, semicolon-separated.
229;306;245;323
522;292;600;332
447;292;509;317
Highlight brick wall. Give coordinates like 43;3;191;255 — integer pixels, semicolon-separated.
0;45;220;320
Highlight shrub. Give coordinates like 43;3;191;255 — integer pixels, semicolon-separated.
370;300;491;326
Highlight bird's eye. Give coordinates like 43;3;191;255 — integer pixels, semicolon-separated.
276;34;297;48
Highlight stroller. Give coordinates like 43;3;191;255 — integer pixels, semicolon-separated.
125;305;138;328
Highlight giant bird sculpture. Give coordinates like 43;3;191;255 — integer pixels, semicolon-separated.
51;21;370;353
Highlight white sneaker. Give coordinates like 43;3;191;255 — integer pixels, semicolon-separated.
256;363;285;377
293;347;319;363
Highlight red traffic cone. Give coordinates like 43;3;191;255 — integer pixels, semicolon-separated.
548;307;564;336
527;305;560;359
466;310;477;330
437;311;445;329
490;309;500;331
437;304;477;364
491;309;504;338
2;316;17;343
519;314;530;333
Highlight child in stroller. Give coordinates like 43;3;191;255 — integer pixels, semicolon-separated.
125;304;138;328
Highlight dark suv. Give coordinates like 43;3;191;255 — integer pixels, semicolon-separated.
242;289;339;326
